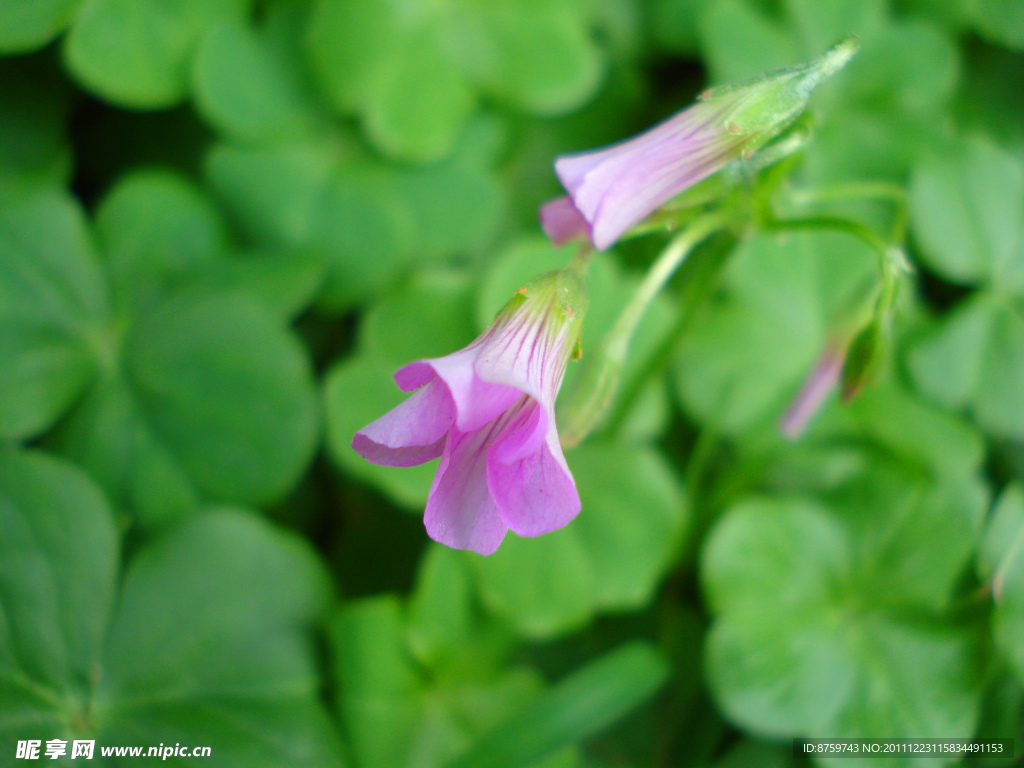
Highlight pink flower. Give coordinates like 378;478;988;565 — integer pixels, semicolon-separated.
352;271;588;555
549;98;746;250
544;38;859;251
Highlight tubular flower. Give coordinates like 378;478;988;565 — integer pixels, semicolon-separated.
352;270;588;555
544;37;859;250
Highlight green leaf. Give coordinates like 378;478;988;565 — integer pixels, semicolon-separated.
698;0;800;83
95;169;230;314
986;485;1024;685
64;0;252;108
465;3;604;116
308;170;415;310
304;0;401;114
844;384;985;484
407;545;476;669
797;18;960;185
391;159;504;262
359;268;478;367
306;0;603;159
330;597;420;768
471;526;597;639
651;0;704;55
784;0;886;56
0;0;81;53
907;294;995;410
674;231;875;434
446;642;668;768
331;595;560;768
0;449;118;726
471;441;687;638
94;508;341;767
1;453;341;765
194;18;325;143
569;442;689;607
966;0;1024;50
364;25;476;163
0;191;110;441
703;496;984;762
202;250;326;321
52;374;201;530
124;292;319;506
842;19;959;117
909;136;1024;287
908;296;1024;440
980;484;1024;581
974;302;1024;438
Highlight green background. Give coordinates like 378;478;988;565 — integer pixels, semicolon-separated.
1;0;1023;765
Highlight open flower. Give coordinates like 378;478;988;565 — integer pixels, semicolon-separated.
352;270;588;555
543;37;858;250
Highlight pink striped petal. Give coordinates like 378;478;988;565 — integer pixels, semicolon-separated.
424;424;508;555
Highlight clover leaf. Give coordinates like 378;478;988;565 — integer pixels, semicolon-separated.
702;468;985;767
0;0;81;53
331;591;666;768
64;0;252;108
0;449;343;766
306;0;603;162
909;294;1024;440
980;485;1024;687
0;191;109;442
0;183;319;529
909;136;1024;289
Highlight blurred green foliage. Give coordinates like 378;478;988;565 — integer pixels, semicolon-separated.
1;0;1024;766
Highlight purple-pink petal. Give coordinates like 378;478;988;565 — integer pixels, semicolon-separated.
398;350;522;433
424;425;509;555
488;399;547;465
352;380;454;466
554;102;738;250
539;196;592;247
475;316;567;412
488;429;580;537
780;345;844;438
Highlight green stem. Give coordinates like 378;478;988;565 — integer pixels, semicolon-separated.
602;221;737;435
566;242;594;279
603;212;731;369
787;181;909;245
788;180;906;206
762;214;891;265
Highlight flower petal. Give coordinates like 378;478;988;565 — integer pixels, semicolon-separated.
489;398;548;464
539;196;592;246
488;424;580;537
424;423;508;555
398;350;522;434
555;103;737;249
475;314;566;412
352;379;455;466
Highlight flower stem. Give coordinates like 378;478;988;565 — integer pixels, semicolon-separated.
787;180;909;242
565;242;594;279
604;212;731;367
603;218;738;435
560;212;731;448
